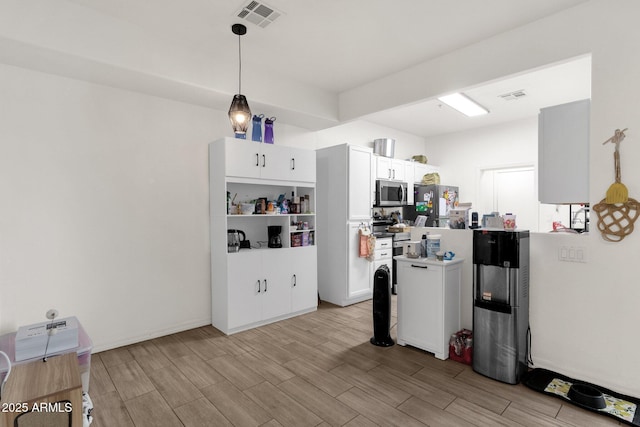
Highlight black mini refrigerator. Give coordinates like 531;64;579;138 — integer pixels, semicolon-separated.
472;229;530;384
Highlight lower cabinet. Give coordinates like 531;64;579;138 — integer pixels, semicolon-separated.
372;237;393;279
227;247;317;332
396;257;463;360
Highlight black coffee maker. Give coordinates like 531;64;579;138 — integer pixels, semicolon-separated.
268;226;282;248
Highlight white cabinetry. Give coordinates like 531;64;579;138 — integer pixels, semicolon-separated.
396;256;463;360
210;138;317;334
538;99;590;204
225;139;316;183
375;156;406;181
349;146;374;220
373;237;393;280
317;144;375;306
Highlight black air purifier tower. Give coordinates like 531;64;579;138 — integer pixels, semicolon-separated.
472;229;530;384
370;265;394;347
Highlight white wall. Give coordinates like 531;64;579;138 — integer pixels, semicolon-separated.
0;63;317;351
425;117;538;206
315;120;426;160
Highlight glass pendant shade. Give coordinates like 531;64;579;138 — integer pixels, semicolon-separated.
228;94;251;134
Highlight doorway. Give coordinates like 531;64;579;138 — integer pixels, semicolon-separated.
479;165;538;231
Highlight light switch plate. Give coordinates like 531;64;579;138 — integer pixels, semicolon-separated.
558;245;587;263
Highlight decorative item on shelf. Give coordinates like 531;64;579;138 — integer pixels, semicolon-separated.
228;24;252;137
593;128;639;242
412;155;428;164
251;114;264;142
264;117;276;144
421;172;440;185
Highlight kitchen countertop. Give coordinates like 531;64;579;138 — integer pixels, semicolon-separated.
372;232;394;238
394;255;464;266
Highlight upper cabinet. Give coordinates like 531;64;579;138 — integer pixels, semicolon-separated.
349;145;374;220
538;99;590;204
225;139;316;183
374;156;407;181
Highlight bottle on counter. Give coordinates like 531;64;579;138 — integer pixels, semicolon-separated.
420;234;428;258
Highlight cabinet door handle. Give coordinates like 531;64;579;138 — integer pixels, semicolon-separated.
381;252;389;257
411;264;428;269
262;154;266;167
291;158;295;170
255;153;259;167
380;242;389;247
392;169;396;179
388;168;392;179
264;279;268;292
257;280;261;293
292;274;297;287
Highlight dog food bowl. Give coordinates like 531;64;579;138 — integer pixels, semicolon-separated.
568;383;606;409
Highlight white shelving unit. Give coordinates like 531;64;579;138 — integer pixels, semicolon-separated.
210;138;317;335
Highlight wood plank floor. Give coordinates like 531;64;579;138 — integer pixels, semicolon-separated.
89;298;621;426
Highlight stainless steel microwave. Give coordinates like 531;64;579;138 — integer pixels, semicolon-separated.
375;179;408;206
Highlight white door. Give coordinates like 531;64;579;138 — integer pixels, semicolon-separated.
347;223;372;299
391;159;405;181
258;143;290;181
397;263;442;351
225;139;262;179
227;252;262;329
495;168;537;232
348;146;373;221
375;156;392;180
261;250;292;320
289;147;316;183
290;247;318;312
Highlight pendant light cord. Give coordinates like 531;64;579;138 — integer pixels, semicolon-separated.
237;32;242;94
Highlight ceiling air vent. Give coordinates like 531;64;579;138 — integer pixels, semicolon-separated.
498;90;528;101
235;1;282;28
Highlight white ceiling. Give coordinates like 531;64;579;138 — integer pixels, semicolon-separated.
363;56;591;138
63;0;591;137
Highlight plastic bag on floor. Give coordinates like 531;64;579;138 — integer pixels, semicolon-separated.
83;391;94;426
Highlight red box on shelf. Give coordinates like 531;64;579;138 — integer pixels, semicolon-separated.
449;329;473;365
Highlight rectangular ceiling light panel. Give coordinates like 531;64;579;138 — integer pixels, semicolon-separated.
438;93;489;117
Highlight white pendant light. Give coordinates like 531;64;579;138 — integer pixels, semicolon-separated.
228;23;252;135
438;93;489;117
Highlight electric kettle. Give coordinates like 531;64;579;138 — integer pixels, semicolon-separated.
227;229;247;252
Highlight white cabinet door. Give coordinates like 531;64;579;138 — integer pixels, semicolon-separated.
347;223;372;298
375;156;393;180
391;159;405;181
225;139;262;179
261;250;292;320
228;252;263;329
289;147;316;183
397;262;443;353
290;247;318;312
538;99;590;204
224;139;296;181
375;157;408;181
256;143;290;181
348;146;373;221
